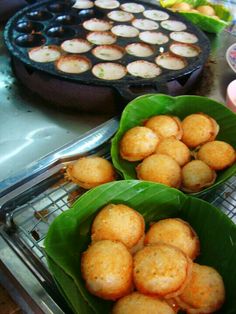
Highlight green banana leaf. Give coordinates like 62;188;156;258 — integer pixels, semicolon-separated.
160;0;232;33
44;180;236;314
111;94;236;197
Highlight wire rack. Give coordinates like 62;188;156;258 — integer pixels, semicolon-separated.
8;172;236;270
11;177;84;267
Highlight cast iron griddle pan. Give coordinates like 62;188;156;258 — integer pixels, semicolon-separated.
4;0;210;100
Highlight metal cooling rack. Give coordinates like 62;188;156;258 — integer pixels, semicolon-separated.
203;176;236;223
0;116;235;314
5;171;236;277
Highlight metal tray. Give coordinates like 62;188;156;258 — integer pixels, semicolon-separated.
0;117;235;313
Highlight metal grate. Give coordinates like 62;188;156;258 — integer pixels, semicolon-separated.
12;178;83;266
10;175;236;268
204;176;236;223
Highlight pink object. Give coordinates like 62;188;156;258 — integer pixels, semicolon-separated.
226;80;236;112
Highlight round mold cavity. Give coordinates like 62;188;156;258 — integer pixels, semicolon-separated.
26;10;53;21
78;8;103;20
87;31;117;45
111;25;139;37
46;26;76;38
120;3;145;13
139;31;169;45
92;62;127;80
83;18;112;31
125;43;154;57
55;14;77;25
15;21;44;33
155;52;187;70
61;38;92;53
47;3;70;13
143;10;169;21
107;10;134;22
170;43;201;57
95;0;120;10
15;34;46;47
132;19;159;31
127;60;161;78
56;55;91;74
28;45;61;63
170;31;198;44
72;0;94;9
160;20;187;32
92;45;124;60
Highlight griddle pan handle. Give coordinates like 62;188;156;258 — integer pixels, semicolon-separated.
116;82;169;102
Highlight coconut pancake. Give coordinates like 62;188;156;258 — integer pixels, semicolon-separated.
91;203;145;253
126;43;154;57
92;62;127;80
127;60;161;78
120;2;145;13
145;218;200;260
108;10;134;22
144;115;183;139
161;20;187;31
83;18;112;31
112;292;175;314
155;137;191;166
56;55;91;74
81;240;133;300
197;140;235;170
181;160;216;193
61;38;92;53
143;9;169;21
92;45;124;60
133;243;193;298
66;156;115;188
120;126;159;161
136;153;182;188
132;19;159;30
139;31;169;44
28;45;61;63
155;52;187;70
170;31;198;44
87;31;117;45
111;25;139;37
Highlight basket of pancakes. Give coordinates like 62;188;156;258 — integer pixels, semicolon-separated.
44;180;236;313
159;0;232;33
111;94;236;196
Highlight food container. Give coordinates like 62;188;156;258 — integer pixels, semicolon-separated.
111;93;236;196
44;180;236;314
159;0;232;33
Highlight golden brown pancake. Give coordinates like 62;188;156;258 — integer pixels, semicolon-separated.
112;292;175;314
181;160;216;193
136;153;181;188
175;263;225;313
197;140;235;170
133;243;193;298
144;115;183;139
155;136;191;166
66;156;115;189
91;203;145;253
196;5;215;15
81;240;133;300
120;126;159;161
181;113;219;148
145;218;200;260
